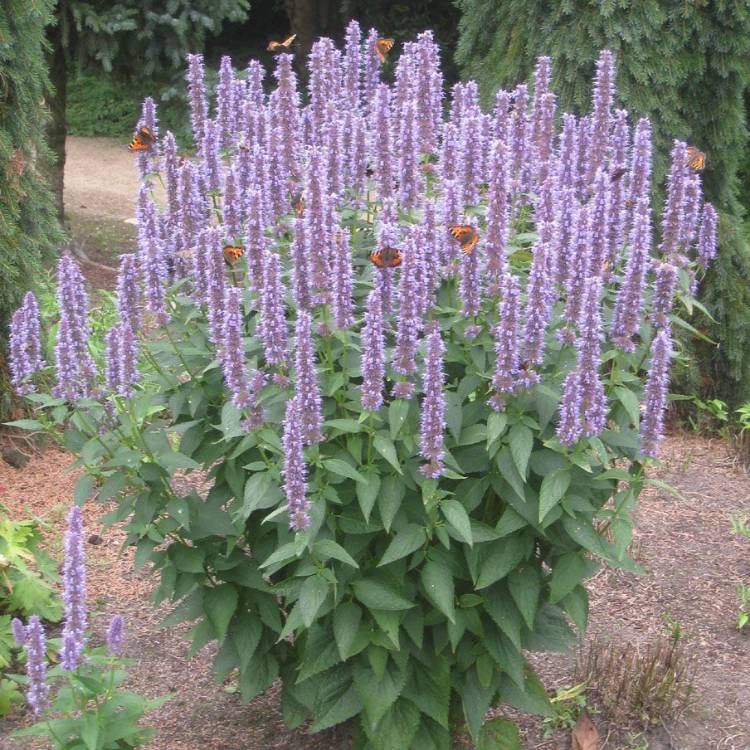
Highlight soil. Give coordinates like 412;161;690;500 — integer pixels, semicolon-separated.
2;137;749;749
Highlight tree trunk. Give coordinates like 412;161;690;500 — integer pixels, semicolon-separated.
45;2;67;222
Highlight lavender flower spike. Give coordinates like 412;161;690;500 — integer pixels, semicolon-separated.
11;617;26;647
640;327;672;457
420;323;446;478
106;614;125;656
489;274;521;411
61;505;87;671
697;202;718;268
332;229;354;330
259;250;289;367
361;286;386;412
116;253;141;331
283;396;310;531
221;287;258;412
294;310;323;444
24;616;49;715
9;291;44;395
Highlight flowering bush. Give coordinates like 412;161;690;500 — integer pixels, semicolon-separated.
8;23;717;748
11;507;165;747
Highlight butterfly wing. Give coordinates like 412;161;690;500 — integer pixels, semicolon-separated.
138;126;157;145
686;146;705;171
282;34;297;49
448;224;473;243
370;247;402;268
462;232;479;255
375;38;394;63
223;245;244;266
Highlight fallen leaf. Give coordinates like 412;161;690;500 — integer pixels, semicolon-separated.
571;711;600;750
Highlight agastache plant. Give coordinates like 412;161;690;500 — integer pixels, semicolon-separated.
8;34;718;748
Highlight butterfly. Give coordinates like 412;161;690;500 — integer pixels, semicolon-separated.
267;34;296;53
374;38;395;64
686;146;706;171
292;194;304;217
610;166;627;182
223;244;244;266
369;247;402;268
448;224;479;255
129;126;156;153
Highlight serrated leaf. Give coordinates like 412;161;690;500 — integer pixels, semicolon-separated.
507;565;540;630
323;458;367;483
369;698;421;750
238;472;283;521
403;657;450;728
475;535;528;589
440;498;473;546
351;578;415;611
421;559;455;623
313;539;359;568
308;670;363;733
478;717;521;750
486;412;507;447
378;524;426;566
356;472;381;522
354;660;408;729
373;435;403;474
333;602;362;660
324;418;362;433
389;399;410;438
615;386;641;425
299;576;329;627
538;469;571;523
508;424;533;477
203;584;238;641
378;474;405;532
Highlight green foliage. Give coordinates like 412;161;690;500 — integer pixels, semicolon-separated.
0;0;61;364
455;0;750;406
541;682;589;738
11;224;709;745
0;506;61;623
731;513;750;630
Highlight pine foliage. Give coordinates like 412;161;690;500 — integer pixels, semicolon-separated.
456;0;750;404
0;0;61;348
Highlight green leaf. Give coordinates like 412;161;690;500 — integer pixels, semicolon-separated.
356;472;381;522
446;392;463;441
333;602;362;660
389;399;410;438
373;435;403;474
369;698;421;750
238;472;283;521
440;498;473;546
508;424;533;477
475;535;528;589
549;553;593;604
378;524;426;566
378;475;405;532
169;544;205;573
260;542;299;569
403;657;450;728
615;386;641;425
299;576;329;628
354;660;408;730
478;717;521;750
486;412;507;447
157;451;200;471
462;669;495;741
309;668;363;733
81;712;100;750
4;419;43;431
351;578;415;611
323;458;367;483
204;585;238;641
507;565;540;630
421;559;455;623
538;469;571;523
74;474;95;506
313;539;359;568
498;670;553;717
324;418;362;433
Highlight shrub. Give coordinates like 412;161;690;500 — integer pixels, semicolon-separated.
7;24;717;748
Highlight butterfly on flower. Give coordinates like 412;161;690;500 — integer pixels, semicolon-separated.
223;244;244;266
267;34;296;53
374;38;395;64
128;126;156;153
686;146;706;171
291;192;304;217
448;224;479;255
369;247;402;268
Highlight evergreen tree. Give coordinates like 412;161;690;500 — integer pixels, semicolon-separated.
456;0;750;404
0;1;61;362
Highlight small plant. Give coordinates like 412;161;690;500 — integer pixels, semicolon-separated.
684;395;729;434
10;506;166;747
542;681;589;737
575;634;694;728
735;584;750;631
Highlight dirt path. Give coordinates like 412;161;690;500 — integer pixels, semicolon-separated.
2;434;749;750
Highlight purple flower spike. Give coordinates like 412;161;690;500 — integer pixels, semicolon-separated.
106;614;124;656
216;56;236;152
659;140;688;261
485;139;510;288
246;59;265;108
490;274;521;410
223;167;242;240
612;197;652;351
588;49;615;185
187;53;209;151
201;118;223;194
136;97;159;179
588;167;612;273
494;90;512;145
294;310;323;444
522;237;553;372
62;505;87;671
23;616;49;715
259;250;289;367
332;229;354;330
221;287;260;412
343;19;362;110
9;292;44;395
290;218;312;310
361;286;386;412
283;396;310;531
363;28;383;110
116;253;141;331
650;261;678;328
561;204;592;337
697;202;718;268
11;617;26;647
204;229;227;344
394;239;422;377
420;323;446;478
607;108;630;261
398;99;422;208
271;54;301;182
460;240;482;318
369;84;395;201
640;327;672;457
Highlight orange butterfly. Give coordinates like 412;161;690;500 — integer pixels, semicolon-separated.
267;34;296;53
374;38;395;64
129;126;156;153
686;146;705;171
292;193;304;217
223;245;244;266
369;247;402;268
448;224;479;255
